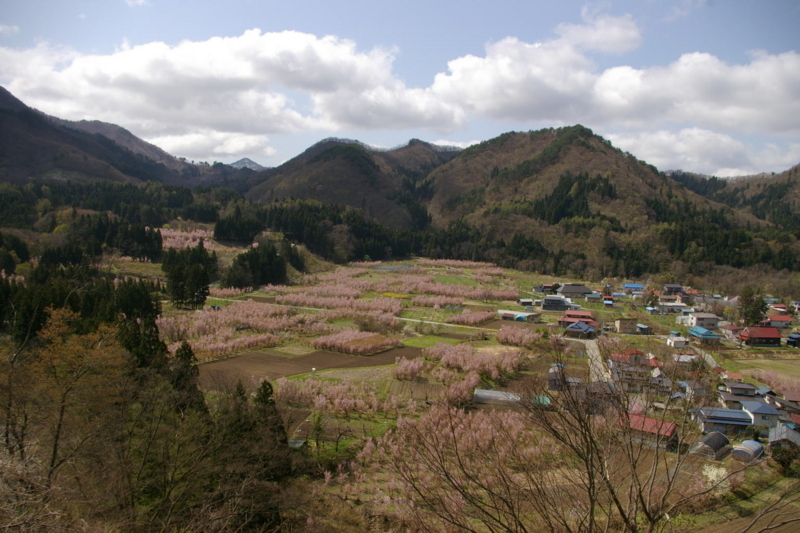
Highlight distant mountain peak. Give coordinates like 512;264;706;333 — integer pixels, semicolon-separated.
0;85;29;112
230;158;266;171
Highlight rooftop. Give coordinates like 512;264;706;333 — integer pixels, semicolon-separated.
740;327;782;339
627;414;677;437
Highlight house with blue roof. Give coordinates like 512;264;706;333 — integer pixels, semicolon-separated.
622;283;645;291
564;321;596;339
687;326;722;345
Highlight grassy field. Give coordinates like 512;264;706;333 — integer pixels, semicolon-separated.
401;335;463;348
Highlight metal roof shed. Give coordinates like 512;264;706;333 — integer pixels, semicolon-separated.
732;440;764;463
690;432;731;460
473;389;521;407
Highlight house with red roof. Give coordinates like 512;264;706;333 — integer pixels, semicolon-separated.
738;327;782;347
624;414;678;448
760;315;793;328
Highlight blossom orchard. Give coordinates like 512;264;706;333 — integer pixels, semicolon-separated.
447;310;496;325
311;330;400;355
275;377;406;418
159;228;229;251
496;325;543;347
422;343;523;380
393;357;425;381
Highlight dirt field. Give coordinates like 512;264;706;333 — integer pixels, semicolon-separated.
199;345;423;387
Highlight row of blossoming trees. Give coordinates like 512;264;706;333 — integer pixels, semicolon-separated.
157;259;521;360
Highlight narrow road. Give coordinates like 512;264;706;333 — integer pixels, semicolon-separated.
570;338;610;382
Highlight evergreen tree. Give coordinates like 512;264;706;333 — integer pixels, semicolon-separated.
740;286;768;326
169;341;207;413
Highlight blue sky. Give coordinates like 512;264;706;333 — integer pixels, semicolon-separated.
1;0;799;175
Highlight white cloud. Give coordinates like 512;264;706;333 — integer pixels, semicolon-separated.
148;131;277;160
125;0;149;7
0;25;20;35
664;0;709;22
592;51;800;134
555;8;642;53
431;139;480;149
606;128;800;176
0;12;797;169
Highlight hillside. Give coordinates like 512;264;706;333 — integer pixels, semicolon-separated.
669;164;800;228
0;86;257;188
246;138;460;228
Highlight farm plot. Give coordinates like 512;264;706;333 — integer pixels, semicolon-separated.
200;346;424;387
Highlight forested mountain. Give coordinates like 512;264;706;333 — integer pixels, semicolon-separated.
246;138;460;229
4;85;800;280
0;86;254;187
668;164;800;228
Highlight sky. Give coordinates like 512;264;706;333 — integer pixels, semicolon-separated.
0;0;799;176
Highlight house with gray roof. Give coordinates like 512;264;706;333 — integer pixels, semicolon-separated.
741;401;781;429
695;407;753;435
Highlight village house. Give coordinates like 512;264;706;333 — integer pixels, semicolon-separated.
613;316;638;334
556;283;594;298
717;382;760;410
625;414;678;449
762;393;800;416
687;326;722;345
564;321;596;338
738;326;782;347
725;381;758;397
719;324;743;340
657;302;687;314
760;315;793;328
682;379;709;401
769;425;800;450
741;401;781;430
667;334;689;348
672;353;700;368
678;312;721;329
662;283;684;295
560;309;598;324
541;295;578;311
694;407;753;435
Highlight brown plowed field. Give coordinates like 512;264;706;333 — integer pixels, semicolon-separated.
199;346;423;387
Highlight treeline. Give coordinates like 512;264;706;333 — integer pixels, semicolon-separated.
0;180;233;228
646;197;799;271
162;242;219;309
669;171;800;229
254;200;584;275
1;261;293;531
71;212;163;260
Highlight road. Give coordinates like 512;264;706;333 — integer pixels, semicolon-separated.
570;338;610;382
